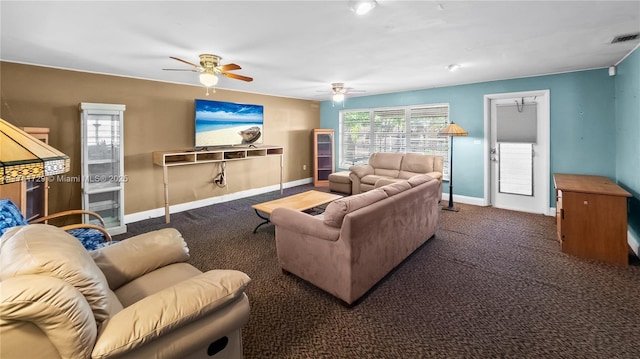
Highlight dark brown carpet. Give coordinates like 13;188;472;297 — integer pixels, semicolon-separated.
116;184;640;358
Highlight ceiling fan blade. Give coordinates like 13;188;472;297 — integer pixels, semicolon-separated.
162;68;199;72
222;72;253;82
219;63;242;71
169;56;199;68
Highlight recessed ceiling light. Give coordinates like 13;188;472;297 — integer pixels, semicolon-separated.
350;0;377;15
447;64;461;72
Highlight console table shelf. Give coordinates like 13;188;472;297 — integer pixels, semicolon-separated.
153;146;283;167
153;145;284;223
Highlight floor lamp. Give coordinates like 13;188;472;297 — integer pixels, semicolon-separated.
438;122;468;212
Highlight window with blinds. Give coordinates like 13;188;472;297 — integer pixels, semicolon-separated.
339;104;451;180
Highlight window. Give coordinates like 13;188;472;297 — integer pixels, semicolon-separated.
339;104;451;180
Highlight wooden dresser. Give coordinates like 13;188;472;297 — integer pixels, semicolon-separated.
554;173;631;266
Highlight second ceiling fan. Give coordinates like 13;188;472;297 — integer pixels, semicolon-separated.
331;82;365;102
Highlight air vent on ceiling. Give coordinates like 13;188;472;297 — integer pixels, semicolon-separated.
611;33;640;43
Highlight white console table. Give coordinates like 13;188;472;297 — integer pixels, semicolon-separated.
152;145;284;223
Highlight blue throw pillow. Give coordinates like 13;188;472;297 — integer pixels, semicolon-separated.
0;199;27;235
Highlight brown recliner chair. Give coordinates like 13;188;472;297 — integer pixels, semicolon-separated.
0;224;250;359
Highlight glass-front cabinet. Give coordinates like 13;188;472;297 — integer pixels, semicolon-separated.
313;128;334;187
79;103;127;235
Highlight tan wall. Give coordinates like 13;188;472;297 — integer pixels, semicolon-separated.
0;62;319;216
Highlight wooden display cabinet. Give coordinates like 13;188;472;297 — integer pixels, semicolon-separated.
0;127;50;221
554;173;631;266
312;129;334;187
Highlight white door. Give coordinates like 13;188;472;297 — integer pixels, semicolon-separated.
486;90;549;214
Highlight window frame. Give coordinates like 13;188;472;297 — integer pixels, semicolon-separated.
338;103;451;180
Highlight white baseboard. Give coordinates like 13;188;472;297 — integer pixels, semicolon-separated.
124;177;313;224
126;183;564;223
629;229;639;258
443;191;555;217
441;193;486;207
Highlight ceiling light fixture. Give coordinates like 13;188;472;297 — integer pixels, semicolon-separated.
447;64;461;72
350;0;377;15
199;72;219;87
333;93;345;102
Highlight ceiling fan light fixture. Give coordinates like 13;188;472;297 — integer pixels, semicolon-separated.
333;93;345;102
199;72;219;87
350;0;377;15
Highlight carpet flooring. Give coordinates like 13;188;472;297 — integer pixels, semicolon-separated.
116;185;640;358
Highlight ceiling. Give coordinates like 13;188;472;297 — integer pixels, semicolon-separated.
1;1;639;101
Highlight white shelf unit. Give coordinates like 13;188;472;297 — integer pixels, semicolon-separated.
153;145;284;223
79;102;127;235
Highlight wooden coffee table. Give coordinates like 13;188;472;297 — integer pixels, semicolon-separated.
251;190;343;233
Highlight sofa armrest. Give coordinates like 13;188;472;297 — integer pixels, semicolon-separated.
348;164;373;179
90;228;190;290
271;208;340;242
425;171;442;181
433;156;444;174
0;275;97;359
348;165;374;195
92;270;250;359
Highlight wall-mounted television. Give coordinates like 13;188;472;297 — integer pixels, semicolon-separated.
194;99;264;149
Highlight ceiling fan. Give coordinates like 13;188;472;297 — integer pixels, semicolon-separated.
163;54;253;91
330;82;365;102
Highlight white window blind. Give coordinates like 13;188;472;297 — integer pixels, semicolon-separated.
373;109;406;153
339;104;450;179
499;143;533;196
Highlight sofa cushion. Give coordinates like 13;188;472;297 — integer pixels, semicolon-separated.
361;174;388;185
407;174;434;187
90;228;190;290
323;188;388;228
0;224;112;326
369;152;403;178
397;153;434;179
379;180;412;196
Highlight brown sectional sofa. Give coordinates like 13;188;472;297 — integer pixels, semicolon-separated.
349;152;444;195
271;174;440;306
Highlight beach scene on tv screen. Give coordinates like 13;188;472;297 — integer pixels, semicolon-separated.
195;99;264;147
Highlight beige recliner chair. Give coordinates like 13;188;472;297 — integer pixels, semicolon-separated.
0;224;250;359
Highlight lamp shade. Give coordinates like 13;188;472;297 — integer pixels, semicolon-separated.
439;122;468;137
1;118;70;184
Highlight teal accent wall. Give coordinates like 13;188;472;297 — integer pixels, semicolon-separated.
320;69;616;207
614;47;640;244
